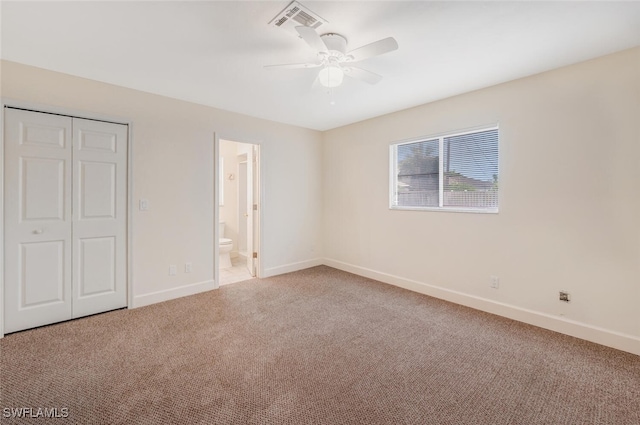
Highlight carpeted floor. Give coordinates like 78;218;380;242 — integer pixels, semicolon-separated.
1;266;639;424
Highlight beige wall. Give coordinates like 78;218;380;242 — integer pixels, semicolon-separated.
1;60;324;308
323;47;640;353
2;48;639;353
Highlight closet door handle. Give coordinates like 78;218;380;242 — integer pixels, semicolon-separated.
33;229;43;235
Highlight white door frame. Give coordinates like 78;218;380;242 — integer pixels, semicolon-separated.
213;134;263;288
0;98;134;339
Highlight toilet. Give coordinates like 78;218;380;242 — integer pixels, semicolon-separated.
219;221;233;269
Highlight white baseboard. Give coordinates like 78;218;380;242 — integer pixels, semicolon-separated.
323;258;640;356
132;279;215;308
263;258;323;278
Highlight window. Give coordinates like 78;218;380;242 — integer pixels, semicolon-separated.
390;126;499;212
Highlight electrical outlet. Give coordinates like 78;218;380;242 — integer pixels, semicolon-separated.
169;265;177;276
185;263;192;273
139;199;149;211
490;276;500;289
559;291;570;302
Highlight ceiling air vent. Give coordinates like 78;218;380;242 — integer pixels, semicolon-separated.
268;1;327;35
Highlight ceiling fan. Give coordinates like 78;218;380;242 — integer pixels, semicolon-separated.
266;26;398;88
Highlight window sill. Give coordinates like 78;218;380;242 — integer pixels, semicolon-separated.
389;205;499;214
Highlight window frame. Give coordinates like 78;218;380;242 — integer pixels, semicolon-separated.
389;125;499;214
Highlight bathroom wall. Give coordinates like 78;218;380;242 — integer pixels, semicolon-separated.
219;139;240;257
219;139;255;259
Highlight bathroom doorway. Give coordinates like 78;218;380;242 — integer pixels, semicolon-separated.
216;138;261;286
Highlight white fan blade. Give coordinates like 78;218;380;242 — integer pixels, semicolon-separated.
347;37;398;62
344;66;383;84
265;62;323;69
295;26;328;54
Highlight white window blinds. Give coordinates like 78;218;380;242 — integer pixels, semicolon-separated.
443;128;499;209
391;126;499;212
396;139;439;207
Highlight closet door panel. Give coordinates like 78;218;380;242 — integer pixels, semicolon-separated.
72;118;127;318
4;109;73;333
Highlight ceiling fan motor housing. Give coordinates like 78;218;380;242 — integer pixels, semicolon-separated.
321;33;348;56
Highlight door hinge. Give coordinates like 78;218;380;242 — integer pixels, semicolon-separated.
253;252;258;259
253;204;258;211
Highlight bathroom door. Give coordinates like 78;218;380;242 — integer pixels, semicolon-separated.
250;145;260;277
238;144;258;277
245;147;254;275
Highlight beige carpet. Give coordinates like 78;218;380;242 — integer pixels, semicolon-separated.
1;266;639;424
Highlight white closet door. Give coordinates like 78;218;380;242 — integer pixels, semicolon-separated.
72;118;127;318
4;109;73;333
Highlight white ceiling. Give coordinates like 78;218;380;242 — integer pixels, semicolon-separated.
2;1;640;131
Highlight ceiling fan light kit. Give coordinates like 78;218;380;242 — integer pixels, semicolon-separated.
318;65;344;88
